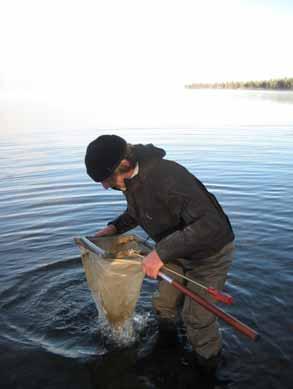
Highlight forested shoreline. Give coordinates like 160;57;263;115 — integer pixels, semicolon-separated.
186;78;293;90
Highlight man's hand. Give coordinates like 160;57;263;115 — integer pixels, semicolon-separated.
142;250;164;279
95;224;117;237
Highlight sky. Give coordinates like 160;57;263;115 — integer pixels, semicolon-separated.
0;0;293;130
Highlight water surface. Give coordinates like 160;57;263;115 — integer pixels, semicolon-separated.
1;91;293;388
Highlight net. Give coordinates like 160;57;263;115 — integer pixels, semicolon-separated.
75;235;151;329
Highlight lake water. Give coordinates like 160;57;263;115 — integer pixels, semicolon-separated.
1;90;293;388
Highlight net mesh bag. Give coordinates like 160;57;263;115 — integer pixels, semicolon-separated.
76;235;150;329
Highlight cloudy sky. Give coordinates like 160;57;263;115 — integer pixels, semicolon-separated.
1;0;293;130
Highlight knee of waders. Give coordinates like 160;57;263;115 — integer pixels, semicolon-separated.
152;290;179;317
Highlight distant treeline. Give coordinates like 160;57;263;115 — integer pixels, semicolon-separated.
186;78;293;90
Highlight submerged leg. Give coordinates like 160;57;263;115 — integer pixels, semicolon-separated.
182;243;234;362
152;262;185;346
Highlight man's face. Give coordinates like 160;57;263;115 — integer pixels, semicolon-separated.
101;172;126;191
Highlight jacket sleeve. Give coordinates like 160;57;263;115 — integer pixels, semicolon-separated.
155;164;231;262
108;208;138;234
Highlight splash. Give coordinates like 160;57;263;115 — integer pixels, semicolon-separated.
96;307;152;348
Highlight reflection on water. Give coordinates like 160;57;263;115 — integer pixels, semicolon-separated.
1;89;293;131
248;90;293;104
0;91;293;388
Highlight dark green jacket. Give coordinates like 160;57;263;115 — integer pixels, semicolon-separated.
109;144;234;263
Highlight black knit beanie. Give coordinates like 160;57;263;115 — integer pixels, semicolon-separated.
85;135;127;182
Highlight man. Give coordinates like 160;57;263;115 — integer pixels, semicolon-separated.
85;134;235;368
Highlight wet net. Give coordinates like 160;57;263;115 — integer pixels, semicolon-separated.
75;235;151;329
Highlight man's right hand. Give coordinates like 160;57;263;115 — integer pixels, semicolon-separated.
95;224;117;237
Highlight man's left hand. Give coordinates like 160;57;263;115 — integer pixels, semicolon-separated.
142;250;164;279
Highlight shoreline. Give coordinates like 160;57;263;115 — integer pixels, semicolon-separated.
185;78;293;91
185;87;293;91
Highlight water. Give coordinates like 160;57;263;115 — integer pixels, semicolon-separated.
1;91;293;388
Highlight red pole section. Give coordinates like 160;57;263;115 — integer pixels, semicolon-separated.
158;271;259;342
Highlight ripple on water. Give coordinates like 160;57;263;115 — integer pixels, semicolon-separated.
1;125;293;388
0;256;155;359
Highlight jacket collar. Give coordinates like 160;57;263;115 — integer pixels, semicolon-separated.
124;159;154;190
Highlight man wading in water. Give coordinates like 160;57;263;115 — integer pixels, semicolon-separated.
85;134;235;371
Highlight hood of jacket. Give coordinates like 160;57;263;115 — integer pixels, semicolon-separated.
132;143;166;165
